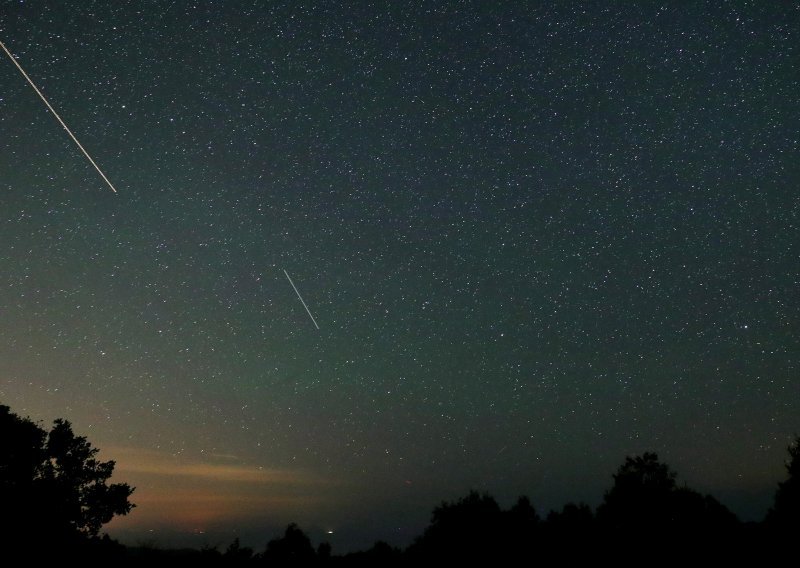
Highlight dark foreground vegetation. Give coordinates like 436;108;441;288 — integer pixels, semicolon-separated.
1;404;798;564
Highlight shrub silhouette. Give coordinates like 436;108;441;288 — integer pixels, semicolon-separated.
0;404;134;552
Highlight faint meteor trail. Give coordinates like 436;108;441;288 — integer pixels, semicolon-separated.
0;39;118;193
283;269;320;330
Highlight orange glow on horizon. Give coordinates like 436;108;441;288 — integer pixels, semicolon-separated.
103;446;339;533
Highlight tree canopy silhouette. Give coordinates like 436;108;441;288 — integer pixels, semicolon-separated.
408;490;512;561
596;451;738;548
0;404;134;549
263;523;316;564
596;451;678;530
545;501;594;532
766;435;800;530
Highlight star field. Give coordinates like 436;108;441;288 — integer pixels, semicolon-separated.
1;0;798;551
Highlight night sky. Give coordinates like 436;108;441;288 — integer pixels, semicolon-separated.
1;0;798;552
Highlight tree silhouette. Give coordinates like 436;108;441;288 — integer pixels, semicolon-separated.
545;501;594;531
596;452;678;531
408;490;503;560
507;495;539;529
670;486;738;531
316;540;332;561
263;523;316;564
596;451;738;557
343;541;402;566
541;502;595;561
502;496;539;557
0;404;134;550
223;537;254;563
766;435;800;530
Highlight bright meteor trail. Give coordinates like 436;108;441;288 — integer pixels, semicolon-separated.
283;269;320;330
0;38;118;193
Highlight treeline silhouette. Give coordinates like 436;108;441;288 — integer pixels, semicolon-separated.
0;404;133;560
1;404;798;563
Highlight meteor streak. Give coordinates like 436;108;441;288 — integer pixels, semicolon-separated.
283;269;320;330
0;39;118;193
